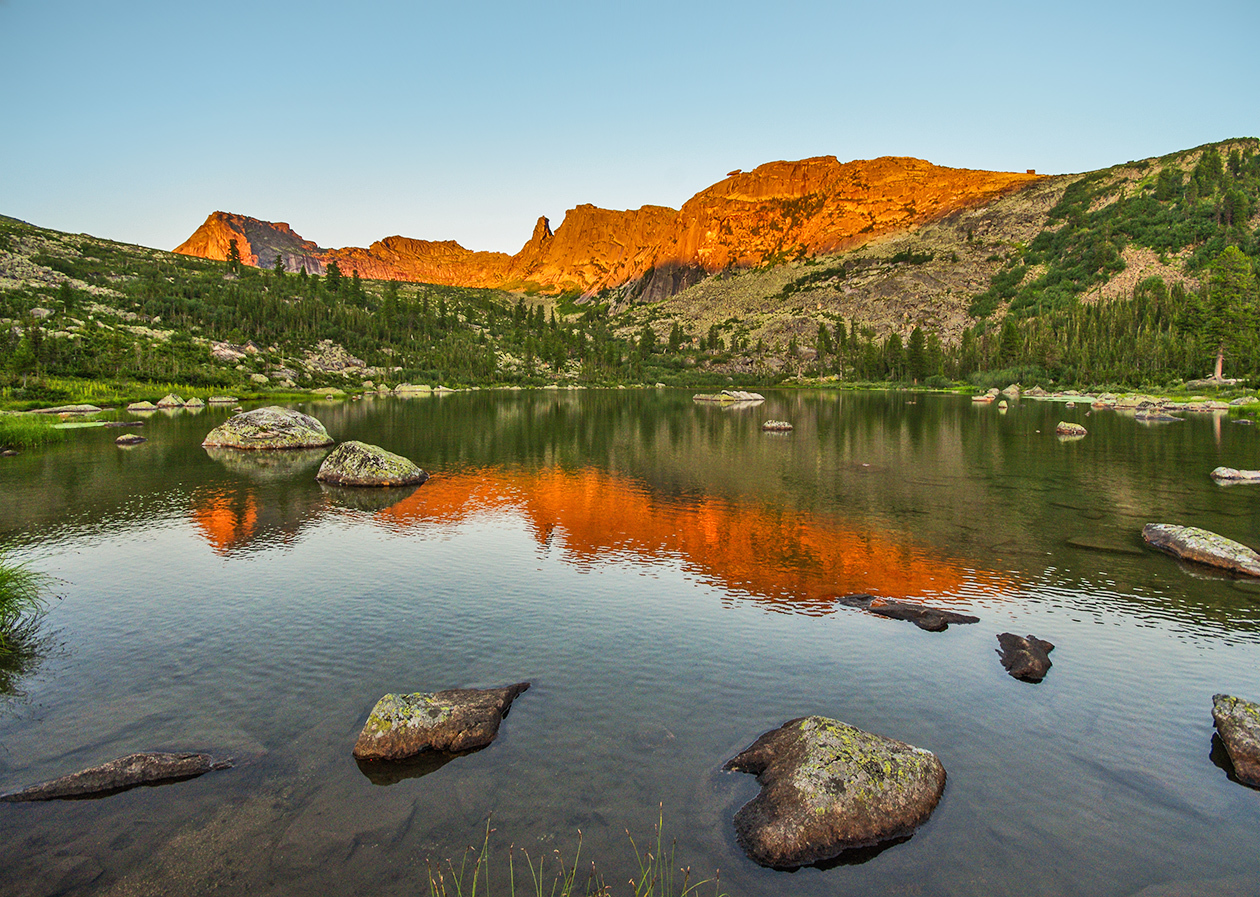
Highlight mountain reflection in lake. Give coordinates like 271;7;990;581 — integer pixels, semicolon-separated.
0;390;1258;897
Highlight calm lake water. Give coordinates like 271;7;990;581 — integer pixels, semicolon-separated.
1;389;1258;897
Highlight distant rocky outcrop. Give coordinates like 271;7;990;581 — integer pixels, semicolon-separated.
1142;524;1260;577
0;752;232;801
315;441;428;487
176;156;1041;299
724;715;946;868
201;406;333;450
353;683;530;761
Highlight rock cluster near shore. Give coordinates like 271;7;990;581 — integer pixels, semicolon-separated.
724;716;946;868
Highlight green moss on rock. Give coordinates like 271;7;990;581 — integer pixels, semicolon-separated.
315;440;428;487
201;406;333;450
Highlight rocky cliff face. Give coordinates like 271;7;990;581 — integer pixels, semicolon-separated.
175;156;1041;298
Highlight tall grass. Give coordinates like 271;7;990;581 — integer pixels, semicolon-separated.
0;413;66;450
0;551;52;696
425;813;723;897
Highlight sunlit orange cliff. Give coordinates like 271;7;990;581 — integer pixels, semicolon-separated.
175;156;1042;299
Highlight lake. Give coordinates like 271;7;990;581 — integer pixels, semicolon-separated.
1;389;1258;897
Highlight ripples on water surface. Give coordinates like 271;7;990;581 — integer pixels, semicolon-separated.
1;390;1258;897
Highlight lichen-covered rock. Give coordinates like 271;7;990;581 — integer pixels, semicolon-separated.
207;395;239;405
693;390;764;404
115;434;146;446
1210;467;1260;483
156;394;185;408
0;752;232;802
836;594;979;632
1142;524;1260;577
184;397;206;408
126;401;159;412
724;716;946;868
1212;694;1260;787
762;420;794;432
315;440;428;487
201;406;333;450
353;683;530;761
996;633;1054;682
32;404;101;414
1055;421;1087;436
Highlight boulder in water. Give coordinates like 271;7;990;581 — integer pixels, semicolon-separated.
996;633;1054;682
201;406;333;450
1142;524;1260;577
724;716;946;868
315;440;428;487
353;683;530;761
836;594;979;631
1212;694;1260;787
0;751;231;801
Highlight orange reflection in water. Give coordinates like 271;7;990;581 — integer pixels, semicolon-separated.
376;467;1011;613
191;487;259;557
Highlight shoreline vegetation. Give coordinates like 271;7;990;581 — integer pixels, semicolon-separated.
0;550;51;697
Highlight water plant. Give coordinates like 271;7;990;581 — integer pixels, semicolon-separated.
0;413;65;450
424;812;723;897
0;551;52;696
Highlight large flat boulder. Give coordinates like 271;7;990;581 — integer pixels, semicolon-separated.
724;716;946;868
1212;694;1260;787
353;683;530;761
1142;524;1260;577
201;406;333;450
0;751;231;801
315;440;428;487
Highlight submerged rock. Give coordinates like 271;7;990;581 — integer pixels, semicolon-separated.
1142;524;1260;577
1055;421;1087;436
996;633;1054;682
836;594;979;632
115;434;146;446
761;420;794;432
1212;694;1260;787
1210;467;1260;483
724;716;946;868
0;752;232;802
201;406;333;450
353;683;530;761
315;440;428;487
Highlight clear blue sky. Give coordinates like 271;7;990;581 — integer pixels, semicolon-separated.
2;0;1256;254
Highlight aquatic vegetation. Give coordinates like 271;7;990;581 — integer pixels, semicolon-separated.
0;413;65;450
425;814;723;897
0;551;52;696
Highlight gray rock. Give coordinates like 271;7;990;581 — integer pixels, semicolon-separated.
201;406;333;450
1055;421;1087;436
315;440;428;487
156;394;185;408
761;420;794;432
1210;467;1260;483
127;401;159;411
353;682;530;761
724;716;946;868
1142;524;1260;577
115;434;146;446
32;404;101;414
0;751;231;801
1212;694;1260;787
996;633;1054;682
836;594;979;631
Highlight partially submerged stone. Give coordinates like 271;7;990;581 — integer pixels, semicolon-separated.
156;394;185;408
207;395;239;405
201;406;333;450
126;401;159;412
996;633;1054;682
1212;694;1260;787
724;716;946;868
115;434;146;446
32;404;101;415
1210;467;1260;484
693;390;764;404
836;594;979;632
315;440;428;487
1142;524;1260;577
184;397;206;408
353;683;530;761
762;420;794;432
1055;421;1087;436
0;752;232;802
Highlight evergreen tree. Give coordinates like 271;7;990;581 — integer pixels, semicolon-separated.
226;239;242;274
906;326;927;381
1205;245;1258;379
326;260;342;294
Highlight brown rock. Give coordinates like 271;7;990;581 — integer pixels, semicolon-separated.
353;683;530;761
724;716;946;868
1212;694;1260;787
115;433;146;446
1055;421;1087;436
996;633;1054;682
0;751;231;801
836;594;979;631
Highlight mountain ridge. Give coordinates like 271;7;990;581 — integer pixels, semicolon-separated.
174;155;1042;299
